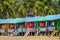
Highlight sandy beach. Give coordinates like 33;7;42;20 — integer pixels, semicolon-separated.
0;36;59;40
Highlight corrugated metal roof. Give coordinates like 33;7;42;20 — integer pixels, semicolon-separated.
0;18;24;24
0;14;60;24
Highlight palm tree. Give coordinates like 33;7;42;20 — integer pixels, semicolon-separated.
33;1;44;16
0;0;59;19
25;0;55;16
0;0;12;19
0;0;25;18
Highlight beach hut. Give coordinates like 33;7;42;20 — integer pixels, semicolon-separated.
7;24;15;36
0;18;24;36
47;21;52;35
40;21;46;35
46;20;57;35
0;24;5;36
57;20;60;31
57;20;60;36
17;22;25;36
0;19;6;36
2;24;9;36
0;14;60;36
25;22;35;36
34;21;41;35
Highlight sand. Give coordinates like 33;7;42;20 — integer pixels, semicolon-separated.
0;36;60;40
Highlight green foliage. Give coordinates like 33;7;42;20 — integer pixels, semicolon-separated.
0;0;60;19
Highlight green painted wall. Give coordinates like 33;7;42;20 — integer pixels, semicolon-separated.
20;23;24;28
58;20;60;31
34;21;41;28
53;20;57;27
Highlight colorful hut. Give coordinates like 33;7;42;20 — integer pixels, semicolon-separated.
58;20;60;31
17;23;25;36
0;14;59;36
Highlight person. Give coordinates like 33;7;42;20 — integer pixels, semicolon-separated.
14;29;19;36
